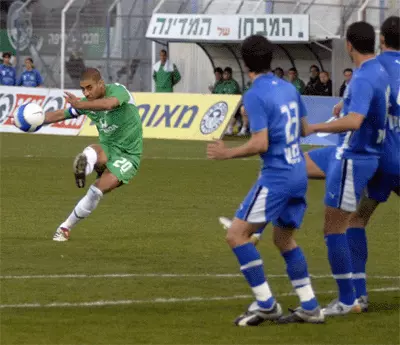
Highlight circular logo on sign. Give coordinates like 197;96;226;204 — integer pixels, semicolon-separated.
200;102;228;135
7;1;33;51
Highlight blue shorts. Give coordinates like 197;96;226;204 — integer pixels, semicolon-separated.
307;146;336;175
325;157;379;212
235;180;307;229
366;170;400;202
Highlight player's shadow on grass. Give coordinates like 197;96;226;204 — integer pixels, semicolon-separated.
369;301;400;312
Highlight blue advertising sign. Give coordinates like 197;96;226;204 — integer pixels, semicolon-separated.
300;96;342;146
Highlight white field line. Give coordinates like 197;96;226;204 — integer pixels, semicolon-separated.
0;287;399;309
1;273;399;280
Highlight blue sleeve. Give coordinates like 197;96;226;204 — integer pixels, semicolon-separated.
17;74;22;86
243;91;268;133
298;95;307;118
348;78;374;117
12;67;16;85
35;70;43;86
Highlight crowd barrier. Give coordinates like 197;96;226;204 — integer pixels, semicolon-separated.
0;86;341;145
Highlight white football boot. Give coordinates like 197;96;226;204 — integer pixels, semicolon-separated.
235;301;283;326
53;227;70;242
322;298;361;316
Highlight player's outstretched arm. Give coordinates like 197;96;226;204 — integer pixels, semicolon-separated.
65;92;120;111
207;130;268;160
308;112;365;134
44;109;68;124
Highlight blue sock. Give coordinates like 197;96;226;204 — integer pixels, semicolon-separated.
325;234;356;305
347;227;368;298
233;243;275;310
282;247;319;311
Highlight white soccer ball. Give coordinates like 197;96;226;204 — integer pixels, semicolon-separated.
14;103;45;133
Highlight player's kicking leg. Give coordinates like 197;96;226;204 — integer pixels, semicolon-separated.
53;145;136;241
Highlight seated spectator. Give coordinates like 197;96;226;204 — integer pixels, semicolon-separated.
303;64;321;95
0;52;16;86
209;67;224;94
274;67;284;79
221;67;241;95
313;71;332;96
287;67;305;94
17;57;43;87
339;68;353;97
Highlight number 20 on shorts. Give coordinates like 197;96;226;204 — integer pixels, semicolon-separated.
113;158;133;173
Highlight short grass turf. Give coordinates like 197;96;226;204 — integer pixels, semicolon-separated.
0;133;399;345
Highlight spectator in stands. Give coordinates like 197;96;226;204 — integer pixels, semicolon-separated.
153;49;181;93
209;67;224;94
339;68;353;97
221;67;241;94
313;71;332;96
274;67;284;79
17;57;43;87
287;67;305;94
303;64;321;95
0;52;16;86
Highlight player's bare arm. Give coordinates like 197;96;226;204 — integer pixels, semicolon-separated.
44;109;68;124
207;129;268;160
300;117;312;137
309;112;364;133
65;91;120;111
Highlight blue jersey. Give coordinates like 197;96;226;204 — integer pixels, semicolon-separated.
17;69;43;87
337;58;389;159
243;73;306;182
0;64;16;86
377;51;400;175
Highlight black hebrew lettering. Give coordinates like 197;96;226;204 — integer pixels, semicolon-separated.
282;18;293;37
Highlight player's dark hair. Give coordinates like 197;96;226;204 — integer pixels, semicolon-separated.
241;35;273;73
224;67;233;74
214;67;223;74
288;67;298;73
343;68;353;74
309;64;320;72
274;67;284;73
160;49;167;55
320;71;329;77
380;16;400;50
81;67;102;81
346;21;375;54
26;57;33;63
2;52;11;58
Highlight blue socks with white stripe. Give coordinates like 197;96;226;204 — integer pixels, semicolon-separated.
325;233;356;305
347;227;368;298
233;243;276;310
282;247;319;311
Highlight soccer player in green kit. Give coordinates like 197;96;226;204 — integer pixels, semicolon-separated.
42;68;143;241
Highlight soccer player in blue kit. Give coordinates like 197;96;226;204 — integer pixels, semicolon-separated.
344;16;400;312
207;35;324;326
307;21;390;316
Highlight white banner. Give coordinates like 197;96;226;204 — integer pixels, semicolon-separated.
0;86;86;135
146;14;309;42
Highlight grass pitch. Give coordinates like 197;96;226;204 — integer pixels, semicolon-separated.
0;133;399;345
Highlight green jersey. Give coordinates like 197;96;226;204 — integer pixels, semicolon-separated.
65;83;143;183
